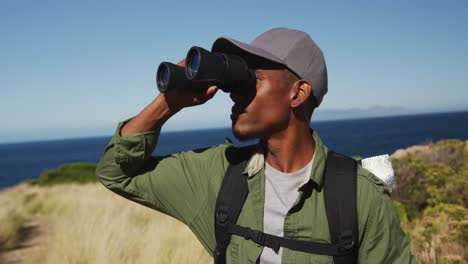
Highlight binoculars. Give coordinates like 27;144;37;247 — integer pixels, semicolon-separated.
156;46;256;93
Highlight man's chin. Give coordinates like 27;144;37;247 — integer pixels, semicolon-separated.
232;124;256;142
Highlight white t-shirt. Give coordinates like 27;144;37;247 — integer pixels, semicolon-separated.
259;155;314;264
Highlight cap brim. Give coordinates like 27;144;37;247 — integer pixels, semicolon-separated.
211;37;284;66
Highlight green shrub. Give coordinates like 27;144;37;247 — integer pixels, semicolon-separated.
393;201;409;226
392;139;468;219
393;154;429;218
28;163;97;186
422;139;467;169
424;163;464;206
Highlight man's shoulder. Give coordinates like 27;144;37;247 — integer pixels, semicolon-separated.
165;142;235;172
169;141;259;174
356;164;391;197
224;142;258;163
355;164;396;237
174;141;234;158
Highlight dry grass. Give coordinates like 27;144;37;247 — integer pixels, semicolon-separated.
0;183;211;264
0;185;28;250
4;183;465;264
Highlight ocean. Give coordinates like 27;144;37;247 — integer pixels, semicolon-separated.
1;111;467;190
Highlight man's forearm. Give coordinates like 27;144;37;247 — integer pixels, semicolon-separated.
121;94;179;136
120;83;218;137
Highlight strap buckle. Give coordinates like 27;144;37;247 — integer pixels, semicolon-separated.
338;230;355;252
244;228;280;253
244;227;264;244
216;206;229;226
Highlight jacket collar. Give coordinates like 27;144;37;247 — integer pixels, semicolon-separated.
241;129;328;188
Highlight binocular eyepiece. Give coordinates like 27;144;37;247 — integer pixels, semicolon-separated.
156;47;256;93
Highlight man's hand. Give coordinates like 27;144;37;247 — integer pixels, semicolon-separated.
163;59;218;112
120;59;218;137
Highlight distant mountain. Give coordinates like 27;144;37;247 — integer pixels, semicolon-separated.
313;106;418;121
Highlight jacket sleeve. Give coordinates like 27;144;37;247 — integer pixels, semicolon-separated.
357;184;416;263
96;120;229;226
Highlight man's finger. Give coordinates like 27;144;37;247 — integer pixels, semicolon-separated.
177;59;186;67
206;86;218;97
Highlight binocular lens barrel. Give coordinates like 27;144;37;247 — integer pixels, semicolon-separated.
156;62;213;93
185;47;255;92
156;46;256;93
157;62;193;93
186;47;226;82
156;63;172;93
186;49;201;80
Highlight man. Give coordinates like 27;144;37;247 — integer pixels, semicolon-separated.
96;28;415;263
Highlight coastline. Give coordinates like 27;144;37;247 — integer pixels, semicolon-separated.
3;111;468;190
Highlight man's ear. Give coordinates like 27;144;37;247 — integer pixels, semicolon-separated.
290;80;312;108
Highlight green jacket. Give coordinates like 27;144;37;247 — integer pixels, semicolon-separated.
96;121;416;263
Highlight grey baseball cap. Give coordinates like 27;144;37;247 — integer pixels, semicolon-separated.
211;27;327;107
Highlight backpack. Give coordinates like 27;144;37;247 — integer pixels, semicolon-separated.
213;145;359;264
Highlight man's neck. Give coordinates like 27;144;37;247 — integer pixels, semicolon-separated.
262;122;315;173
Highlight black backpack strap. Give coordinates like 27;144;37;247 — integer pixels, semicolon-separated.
225;223;349;256
324;151;359;264
214;145;253;264
214;147;359;264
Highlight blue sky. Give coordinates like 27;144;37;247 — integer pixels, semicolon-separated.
1;0;467;143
